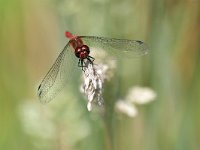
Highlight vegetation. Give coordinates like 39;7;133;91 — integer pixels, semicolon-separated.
0;0;200;150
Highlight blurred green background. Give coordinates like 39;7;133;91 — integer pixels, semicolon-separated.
0;0;200;150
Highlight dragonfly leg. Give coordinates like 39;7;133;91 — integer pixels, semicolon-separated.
88;56;95;62
87;56;95;65
78;57;94;71
78;59;85;71
78;59;83;66
81;60;85;71
78;59;81;67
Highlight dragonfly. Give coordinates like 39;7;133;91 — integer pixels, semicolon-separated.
37;31;149;104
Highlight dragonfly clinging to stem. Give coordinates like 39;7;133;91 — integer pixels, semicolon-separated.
37;31;149;104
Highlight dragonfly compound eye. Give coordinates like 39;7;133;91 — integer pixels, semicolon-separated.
81;45;90;54
75;47;82;58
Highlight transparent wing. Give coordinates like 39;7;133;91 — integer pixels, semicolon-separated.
80;36;149;58
37;42;76;104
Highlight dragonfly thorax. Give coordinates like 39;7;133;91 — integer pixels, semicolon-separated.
75;45;90;60
70;37;84;49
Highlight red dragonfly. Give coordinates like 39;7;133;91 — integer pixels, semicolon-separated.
38;31;149;103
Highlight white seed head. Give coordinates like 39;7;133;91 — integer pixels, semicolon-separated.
18;98;91;146
115;100;138;117
81;61;104;111
115;86;156;118
80;56;116;111
126;86;157;104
